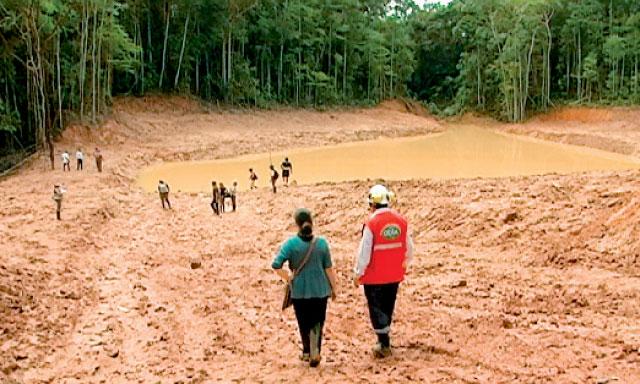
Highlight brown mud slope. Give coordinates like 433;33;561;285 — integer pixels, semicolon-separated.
1;98;640;383
499;106;640;156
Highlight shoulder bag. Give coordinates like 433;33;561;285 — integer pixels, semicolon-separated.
282;238;317;310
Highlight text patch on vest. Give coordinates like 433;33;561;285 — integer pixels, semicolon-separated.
381;224;402;240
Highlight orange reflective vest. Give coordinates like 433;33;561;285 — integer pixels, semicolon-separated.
359;209;408;285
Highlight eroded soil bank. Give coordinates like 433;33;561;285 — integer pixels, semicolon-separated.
1;98;639;383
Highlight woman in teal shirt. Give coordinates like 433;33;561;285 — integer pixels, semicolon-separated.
272;208;338;367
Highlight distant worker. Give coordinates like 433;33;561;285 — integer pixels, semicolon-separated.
52;184;66;220
270;165;279;194
219;182;228;212
61;150;71;172
281;157;293;186
353;184;413;358
210;181;220;215
157;180;171;209
76;148;84;171
95;147;103;172
272;208;338;367
229;180;238;212
249;168;258;190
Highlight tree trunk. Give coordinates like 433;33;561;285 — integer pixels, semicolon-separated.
577;28;582;101
222;31;226;87
159;0;171;88
342;39;347;100
147;4;153;64
278;43;283;98
174;13;190;88
56;32;62;130
228;28;232;85
91;4;98;123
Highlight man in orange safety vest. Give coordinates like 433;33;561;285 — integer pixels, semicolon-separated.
353;184;414;358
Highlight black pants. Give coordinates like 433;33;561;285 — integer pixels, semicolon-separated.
292;297;328;354
77;159;83;170
160;193;171;209
55;200;62;220
210;200;219;215
364;283;399;347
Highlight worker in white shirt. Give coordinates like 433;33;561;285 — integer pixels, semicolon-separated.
76;148;84;171
61;151;71;172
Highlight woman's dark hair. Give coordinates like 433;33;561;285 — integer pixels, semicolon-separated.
294;208;313;238
300;222;313;236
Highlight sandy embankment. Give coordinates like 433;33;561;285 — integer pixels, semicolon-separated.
1;97;639;383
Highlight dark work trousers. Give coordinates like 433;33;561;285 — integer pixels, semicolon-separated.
231;195;236;211
159;192;171;209
77;159;83;170
364;283;399;347
292;297;328;354
210;200;219;215
55;200;62;220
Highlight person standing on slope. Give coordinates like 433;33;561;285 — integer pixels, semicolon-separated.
210;181;220;215
157;180;171;209
52;184;66;220
76;148;84;171
229;180;238;212
61;150;71;172
95;147;103;172
353;184;413;358
270;165;279;194
249;168;258;190
281;157;293;186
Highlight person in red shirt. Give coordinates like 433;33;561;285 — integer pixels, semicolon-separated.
353;184;414;358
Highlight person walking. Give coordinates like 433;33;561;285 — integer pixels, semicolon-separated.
210;181;220;215
52;184;66;220
249;168;258;190
76;148;84;171
272;208;338;367
353;184;413;358
95;147;103;172
269;165;279;194
281;157;293;186
157;180;171;209
61;151;71;172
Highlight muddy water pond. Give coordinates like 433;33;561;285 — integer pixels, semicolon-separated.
137;125;640;192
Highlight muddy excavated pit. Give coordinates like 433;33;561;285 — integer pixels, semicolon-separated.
138;125;640;193
1;97;640;383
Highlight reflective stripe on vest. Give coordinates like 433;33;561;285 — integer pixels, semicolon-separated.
359;209;408;285
373;242;403;251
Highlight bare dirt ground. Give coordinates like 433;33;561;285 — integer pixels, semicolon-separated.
1;97;639;383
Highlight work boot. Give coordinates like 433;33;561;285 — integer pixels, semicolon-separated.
299;353;310;362
309;326;321;367
372;342;392;358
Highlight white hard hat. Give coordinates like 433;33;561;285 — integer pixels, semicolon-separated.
367;184;395;205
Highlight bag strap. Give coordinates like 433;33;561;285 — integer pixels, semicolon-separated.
291;238;317;281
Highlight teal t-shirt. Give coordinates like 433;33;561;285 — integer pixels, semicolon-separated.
272;235;333;299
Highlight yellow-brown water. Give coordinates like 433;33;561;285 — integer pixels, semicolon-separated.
137;125;640;192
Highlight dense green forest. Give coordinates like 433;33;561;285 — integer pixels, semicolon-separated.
2;0;640;169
